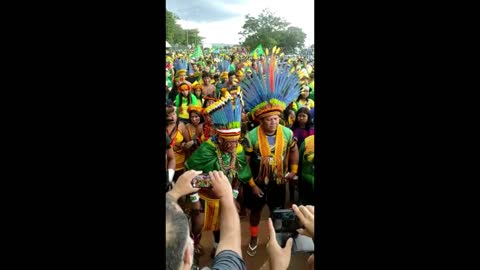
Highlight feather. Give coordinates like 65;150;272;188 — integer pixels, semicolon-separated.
241;48;300;113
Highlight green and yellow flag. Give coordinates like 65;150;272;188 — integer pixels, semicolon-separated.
250;44;265;58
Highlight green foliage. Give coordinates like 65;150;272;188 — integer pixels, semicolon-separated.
166;9;204;46
239;9;306;53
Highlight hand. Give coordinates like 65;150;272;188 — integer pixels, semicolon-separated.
266;218;293;270
168;170;201;201
251;185;264;198
184;141;195;149
285;172;297;182
292;204;314;238
209;171;233;201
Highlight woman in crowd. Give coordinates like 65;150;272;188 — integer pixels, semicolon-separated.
292;85;315;114
180;105;204;160
291;107;314;147
175;82;200;124
166;102;188;183
192;82;204;106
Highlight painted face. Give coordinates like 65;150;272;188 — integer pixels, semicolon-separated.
203;77;211;85
260;115;280;134
189;112;200;126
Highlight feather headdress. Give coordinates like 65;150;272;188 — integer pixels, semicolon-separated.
174;58;187;77
204;89;242;140
218;60;231;80
241;46;300;120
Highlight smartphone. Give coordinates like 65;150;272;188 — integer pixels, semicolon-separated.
192;174;212;188
273;209;314;253
272;209;301;234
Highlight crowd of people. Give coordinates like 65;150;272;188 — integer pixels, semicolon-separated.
165;46;315;270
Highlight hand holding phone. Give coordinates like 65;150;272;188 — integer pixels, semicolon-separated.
272;209;301;234
272;209;314;254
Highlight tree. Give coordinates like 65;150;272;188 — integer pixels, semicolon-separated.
166;9;204;46
239;9;306;54
166;9;176;43
184;29;204;46
278;26;307;54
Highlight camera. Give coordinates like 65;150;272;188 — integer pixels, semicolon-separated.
272;209;301;234
192;174;212;188
272;208;314;254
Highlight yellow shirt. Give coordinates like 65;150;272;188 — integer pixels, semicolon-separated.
173;131;185;171
292;99;315;111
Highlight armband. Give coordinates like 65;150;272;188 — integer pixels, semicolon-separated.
290;164;298;174
248;179;256;187
189;193;199;203
168;169;175;183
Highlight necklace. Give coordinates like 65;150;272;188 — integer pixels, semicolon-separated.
215;146;238;181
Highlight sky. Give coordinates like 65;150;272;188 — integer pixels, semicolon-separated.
166;0;314;47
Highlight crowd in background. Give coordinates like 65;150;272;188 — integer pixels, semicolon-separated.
165;45;316;270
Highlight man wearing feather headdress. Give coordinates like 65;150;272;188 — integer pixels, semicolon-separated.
240;47;301;256
184;89;254;259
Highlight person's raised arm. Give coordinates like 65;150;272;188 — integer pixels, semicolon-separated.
209;170;242;257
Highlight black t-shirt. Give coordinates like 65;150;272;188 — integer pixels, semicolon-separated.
209;250;246;270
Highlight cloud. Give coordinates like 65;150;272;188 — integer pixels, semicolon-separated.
166;0;244;23
166;0;315;46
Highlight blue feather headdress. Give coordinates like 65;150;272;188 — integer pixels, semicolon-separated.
204;89;242;140
174;58;187;77
240;46;300;120
218;60;231;80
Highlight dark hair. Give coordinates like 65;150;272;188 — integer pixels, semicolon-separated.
202;71;210;79
296;87;310;102
177;83;193;105
165;195;189;270
291;107;313;130
189;109;204;124
202;94;216;108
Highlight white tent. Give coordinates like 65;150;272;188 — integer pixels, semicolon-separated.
166;41;171;48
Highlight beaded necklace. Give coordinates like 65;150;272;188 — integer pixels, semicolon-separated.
215;145;238;182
